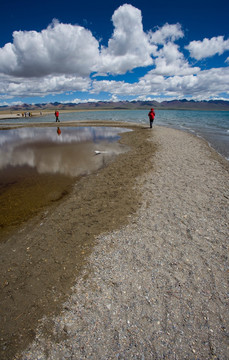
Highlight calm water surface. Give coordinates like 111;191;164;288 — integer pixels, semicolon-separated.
0;126;129;233
0;126;129;176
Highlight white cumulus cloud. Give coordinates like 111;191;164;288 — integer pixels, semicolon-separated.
152;42;200;76
0;73;91;97
0;20;100;77
186;36;229;60
98;4;155;74
148;23;184;44
92;66;229;99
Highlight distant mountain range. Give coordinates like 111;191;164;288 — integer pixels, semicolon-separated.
1;99;229;112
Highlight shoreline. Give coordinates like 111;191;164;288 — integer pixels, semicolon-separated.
1;113;228;163
0;109;138;121
0;124;228;359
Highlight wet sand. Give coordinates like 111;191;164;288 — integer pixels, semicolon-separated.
0;122;228;359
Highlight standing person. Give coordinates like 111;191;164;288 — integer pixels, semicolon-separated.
148;108;155;128
55;110;60;122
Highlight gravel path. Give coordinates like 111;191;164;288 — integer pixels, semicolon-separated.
22;126;229;359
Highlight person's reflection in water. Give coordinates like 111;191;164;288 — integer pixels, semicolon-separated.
57;127;62;136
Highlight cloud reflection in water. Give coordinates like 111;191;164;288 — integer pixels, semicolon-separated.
0;127;129;177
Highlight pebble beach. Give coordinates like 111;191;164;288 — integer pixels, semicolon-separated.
1;124;228;359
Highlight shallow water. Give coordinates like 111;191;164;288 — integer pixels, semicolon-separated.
0;126;128;176
0;126;129;235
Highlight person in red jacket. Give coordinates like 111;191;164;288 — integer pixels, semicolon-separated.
55;110;60;122
148;108;155;128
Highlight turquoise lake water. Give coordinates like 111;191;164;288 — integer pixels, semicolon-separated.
1;109;229;160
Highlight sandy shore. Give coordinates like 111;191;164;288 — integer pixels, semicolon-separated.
1;124;229;359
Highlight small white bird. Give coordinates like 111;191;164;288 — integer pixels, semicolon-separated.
94;150;108;155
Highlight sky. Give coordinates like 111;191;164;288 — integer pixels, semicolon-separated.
0;0;229;106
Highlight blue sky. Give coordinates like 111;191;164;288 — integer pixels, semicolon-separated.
0;0;228;105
